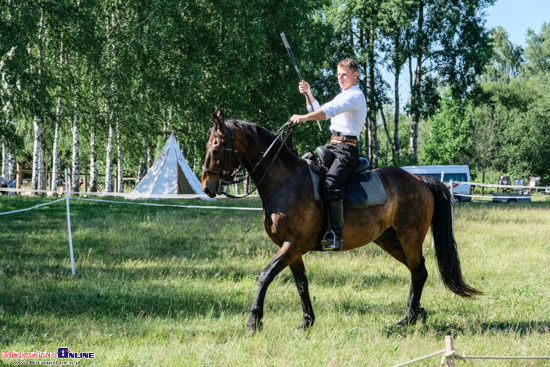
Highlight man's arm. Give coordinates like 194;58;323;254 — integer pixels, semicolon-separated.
289;108;327;124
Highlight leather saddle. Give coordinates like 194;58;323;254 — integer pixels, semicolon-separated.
302;145;370;177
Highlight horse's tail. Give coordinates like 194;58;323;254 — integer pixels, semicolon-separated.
420;176;482;298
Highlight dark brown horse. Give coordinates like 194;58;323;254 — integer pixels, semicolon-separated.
201;109;480;333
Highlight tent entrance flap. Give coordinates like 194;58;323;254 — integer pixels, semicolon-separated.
177;163;195;194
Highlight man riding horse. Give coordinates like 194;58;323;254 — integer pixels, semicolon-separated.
290;58;367;251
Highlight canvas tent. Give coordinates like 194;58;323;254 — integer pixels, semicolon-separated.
128;133;212;200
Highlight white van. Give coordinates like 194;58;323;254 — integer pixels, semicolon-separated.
401;165;472;202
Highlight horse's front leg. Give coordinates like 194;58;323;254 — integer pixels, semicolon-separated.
247;241;299;333
289;256;315;330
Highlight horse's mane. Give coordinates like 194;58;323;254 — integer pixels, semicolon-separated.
228;119;301;168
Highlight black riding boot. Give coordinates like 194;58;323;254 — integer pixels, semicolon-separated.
321;200;344;251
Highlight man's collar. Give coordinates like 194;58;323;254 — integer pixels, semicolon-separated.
341;84;359;92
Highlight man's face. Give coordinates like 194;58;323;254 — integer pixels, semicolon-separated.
337;65;358;90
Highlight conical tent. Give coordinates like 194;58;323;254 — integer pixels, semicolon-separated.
128;133;211;200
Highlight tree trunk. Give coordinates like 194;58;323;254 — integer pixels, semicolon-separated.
1;142;7;176
31;115;42;191
104;6;117;193
116;120;123;193
146;138;153;168
51;34;63;191
367;17;378;167
137;137;148;183
90;130;98;192
393;30;401;159
51;108;61;190
71;88;80;193
40;158;46;191
105;119;114;192
31;7;45;192
409;0;424;158
8;152;15;178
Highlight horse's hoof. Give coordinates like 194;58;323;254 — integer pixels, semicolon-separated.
418;308;427;323
246;316;263;334
296;317;315;331
396;308;427;327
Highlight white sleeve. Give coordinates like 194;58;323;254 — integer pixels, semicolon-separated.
321;93;361;120
307;100;321;113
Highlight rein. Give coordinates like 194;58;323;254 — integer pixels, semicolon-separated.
206;120;296;198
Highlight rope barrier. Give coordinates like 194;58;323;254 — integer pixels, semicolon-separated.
0;197;65;216
0;187;209;199
71;197;263;211
0;186;259;200
392;335;550;367
456;355;550;360
392;349;446;367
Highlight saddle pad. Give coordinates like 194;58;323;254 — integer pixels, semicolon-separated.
307;162;388;208
346;170;388;208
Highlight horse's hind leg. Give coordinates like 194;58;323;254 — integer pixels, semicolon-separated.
289;256;315;330
375;228;428;326
397;232;429;327
398;257;428;326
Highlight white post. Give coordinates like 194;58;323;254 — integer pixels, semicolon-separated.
449;180;454;200
65;169;76;275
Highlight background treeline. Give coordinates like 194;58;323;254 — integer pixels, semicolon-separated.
1;0;549;192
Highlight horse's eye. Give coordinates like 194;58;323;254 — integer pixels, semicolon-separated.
213;147;220;155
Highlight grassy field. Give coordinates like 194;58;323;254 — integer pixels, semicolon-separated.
1;195;549;366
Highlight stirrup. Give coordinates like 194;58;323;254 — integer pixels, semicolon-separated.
320;230;342;251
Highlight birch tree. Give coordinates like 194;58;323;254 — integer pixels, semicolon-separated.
29;6;46;192
51;34;63;190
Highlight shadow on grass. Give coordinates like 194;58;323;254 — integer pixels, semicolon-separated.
384;316;550;337
1;263;251;319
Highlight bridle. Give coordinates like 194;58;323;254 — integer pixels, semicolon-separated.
203;120;296;198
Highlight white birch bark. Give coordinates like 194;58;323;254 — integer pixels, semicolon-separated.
116;120;123;193
39;144;45;190
8;152;15;178
71;1;81;193
71;111;80;192
31;115;42;191
51;35;63;190
71;85;80;192
51;109;61;189
1;142;7;176
105;119;114;192
104;6;118;193
90;130;98;192
30;8;45;192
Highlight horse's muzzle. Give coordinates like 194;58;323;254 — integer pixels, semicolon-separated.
202;179;219;198
204;186;216;198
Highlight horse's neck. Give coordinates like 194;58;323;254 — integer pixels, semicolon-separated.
239;137;303;198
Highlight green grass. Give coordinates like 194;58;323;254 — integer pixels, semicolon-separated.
1;196;549;366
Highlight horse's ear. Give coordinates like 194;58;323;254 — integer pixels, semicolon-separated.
212;109;225;133
216;108;224;122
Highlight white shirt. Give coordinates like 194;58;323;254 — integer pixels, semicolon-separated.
307;84;367;138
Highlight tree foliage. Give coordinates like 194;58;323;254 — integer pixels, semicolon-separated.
1;0;549;188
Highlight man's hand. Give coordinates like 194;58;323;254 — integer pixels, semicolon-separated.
298;80;311;96
290;114;308;124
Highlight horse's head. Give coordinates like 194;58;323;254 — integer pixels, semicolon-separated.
201;108;243;198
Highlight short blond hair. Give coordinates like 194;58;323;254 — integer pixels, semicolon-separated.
338;59;359;73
